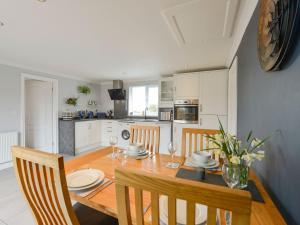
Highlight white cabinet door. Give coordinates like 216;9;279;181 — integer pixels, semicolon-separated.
173;123;199;156
88;121;101;145
174;73;200;99
157;123;172;155
199;70;228;115
198;115;227;131
75;122;89;149
101;120;117;146
159;78;174;108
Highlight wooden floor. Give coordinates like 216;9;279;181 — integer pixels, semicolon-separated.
0;148;104;225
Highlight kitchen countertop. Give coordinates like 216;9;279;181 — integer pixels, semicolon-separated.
59;117;172;124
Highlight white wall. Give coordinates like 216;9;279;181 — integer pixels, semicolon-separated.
0;63;102;133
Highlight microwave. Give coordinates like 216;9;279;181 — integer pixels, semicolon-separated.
174;99;198;124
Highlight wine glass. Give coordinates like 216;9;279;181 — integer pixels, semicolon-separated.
117;148;128;166
109;136;118;159
167;142;178;168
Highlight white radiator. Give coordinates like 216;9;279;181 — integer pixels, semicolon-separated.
0;132;18;164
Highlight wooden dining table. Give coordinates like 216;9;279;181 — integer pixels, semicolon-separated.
64;146;286;225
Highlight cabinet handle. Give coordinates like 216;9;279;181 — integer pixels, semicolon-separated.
199;118;202;126
199;104;203;112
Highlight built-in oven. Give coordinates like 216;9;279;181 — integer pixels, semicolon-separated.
174;99;198;124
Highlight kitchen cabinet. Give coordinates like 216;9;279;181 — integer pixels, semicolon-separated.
174;73;200;100
199;70;228;115
159;77;174;108
198;115;227;131
100;120;118;146
75;120;101;153
173;122;199;156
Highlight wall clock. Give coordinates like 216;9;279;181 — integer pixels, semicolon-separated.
257;0;300;71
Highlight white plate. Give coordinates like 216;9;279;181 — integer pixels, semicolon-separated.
127;149;147;156
67;169;105;189
185;159;220;169
68;177;104;192
192;158;216;166
159;196;207;225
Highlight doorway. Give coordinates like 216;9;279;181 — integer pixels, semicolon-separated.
21;74;58;153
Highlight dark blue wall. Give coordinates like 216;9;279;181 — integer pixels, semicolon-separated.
237;6;300;225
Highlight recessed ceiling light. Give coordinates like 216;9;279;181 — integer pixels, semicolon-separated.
37;0;47;2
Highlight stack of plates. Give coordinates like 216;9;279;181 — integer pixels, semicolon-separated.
67;168;105;191
159;196;207;225
185;158;220;169
127;148;149;157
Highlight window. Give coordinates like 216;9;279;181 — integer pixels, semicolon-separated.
128;85;158;117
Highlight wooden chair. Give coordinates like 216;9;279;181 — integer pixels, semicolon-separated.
12;146;118;225
181;128;220;157
129;125;160;154
115;167;251;225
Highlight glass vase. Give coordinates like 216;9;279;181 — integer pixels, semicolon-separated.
237;163;249;189
222;162;240;189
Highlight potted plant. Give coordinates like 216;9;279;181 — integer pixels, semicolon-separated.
207;119;269;189
78;85;91;95
66;97;78;106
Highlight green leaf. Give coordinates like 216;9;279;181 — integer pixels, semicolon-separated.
247;131;253;142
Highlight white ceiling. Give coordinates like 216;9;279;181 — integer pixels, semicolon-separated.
0;0;254;82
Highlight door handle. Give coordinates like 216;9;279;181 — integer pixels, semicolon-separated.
199;118;202;126
199;104;203;112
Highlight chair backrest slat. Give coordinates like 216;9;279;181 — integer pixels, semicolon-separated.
12;146;80;225
181;128;220;157
115;167;251;225
130;125;160;154
168;196;176;225
207;206;217;225
186;201;195;225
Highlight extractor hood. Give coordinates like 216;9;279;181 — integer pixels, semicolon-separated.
108;80;126;100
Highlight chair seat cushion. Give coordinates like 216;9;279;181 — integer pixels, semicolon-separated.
73;203;119;225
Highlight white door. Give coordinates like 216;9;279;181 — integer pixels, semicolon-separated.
174;74;200;99
199;115;228;131
25;80;53;153
199;70;228;115
75;121;89;150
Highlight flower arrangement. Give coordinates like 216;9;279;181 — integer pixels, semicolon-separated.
207;118;270;188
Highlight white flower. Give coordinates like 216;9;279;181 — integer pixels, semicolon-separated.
242;154;255;167
230;156;241;165
253;151;265;161
251;138;262;148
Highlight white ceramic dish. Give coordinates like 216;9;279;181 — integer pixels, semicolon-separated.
185;158;220;169
159;195;207;225
192;151;211;164
128;143;143;152
127;150;148;156
67;169;105;190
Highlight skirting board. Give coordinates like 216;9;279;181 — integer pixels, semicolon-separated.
0;162;13;171
75;143;103;155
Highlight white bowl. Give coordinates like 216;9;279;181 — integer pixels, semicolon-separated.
128;143;143;152
192;151;211;164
